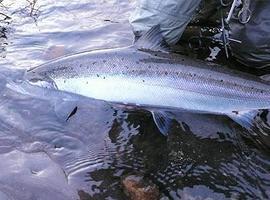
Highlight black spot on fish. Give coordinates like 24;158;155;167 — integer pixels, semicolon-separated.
261;91;264;94
103;60;107;63
64;80;66;83
66;106;77;121
103;77;106;79
142;80;145;82
220;80;223;82
154;54;157;56
232;111;239;115
121;58;124;61
86;81;88;84
92;62;97;65
182;59;184;61
165;71;168;75
97;74;100;77
79;64;83;68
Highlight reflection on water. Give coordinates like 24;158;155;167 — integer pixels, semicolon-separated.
0;0;134;68
0;0;270;199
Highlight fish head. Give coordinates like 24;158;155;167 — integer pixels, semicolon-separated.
25;69;58;90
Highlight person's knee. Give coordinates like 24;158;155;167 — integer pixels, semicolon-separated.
129;0;201;45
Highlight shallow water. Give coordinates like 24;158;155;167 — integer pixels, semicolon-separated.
0;0;270;199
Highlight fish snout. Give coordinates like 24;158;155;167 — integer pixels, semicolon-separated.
25;71;58;90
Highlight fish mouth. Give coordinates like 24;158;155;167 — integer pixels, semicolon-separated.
24;71;58;90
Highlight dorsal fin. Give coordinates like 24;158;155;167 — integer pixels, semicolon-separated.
134;25;170;52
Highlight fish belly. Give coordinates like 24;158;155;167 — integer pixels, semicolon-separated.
54;76;269;113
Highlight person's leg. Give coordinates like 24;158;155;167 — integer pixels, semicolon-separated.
229;0;270;70
129;0;201;45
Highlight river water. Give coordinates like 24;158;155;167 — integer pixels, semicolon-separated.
0;0;269;199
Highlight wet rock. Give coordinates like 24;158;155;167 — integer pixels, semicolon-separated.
122;175;159;200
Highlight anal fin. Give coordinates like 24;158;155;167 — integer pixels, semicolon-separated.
227;110;259;131
227;110;270;136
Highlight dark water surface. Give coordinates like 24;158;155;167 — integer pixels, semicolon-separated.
0;1;270;199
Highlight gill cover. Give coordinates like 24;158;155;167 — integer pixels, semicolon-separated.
25;70;58;90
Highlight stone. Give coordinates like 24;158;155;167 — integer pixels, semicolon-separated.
122;175;159;200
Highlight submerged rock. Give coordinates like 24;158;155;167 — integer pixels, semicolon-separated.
122;175;159;200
